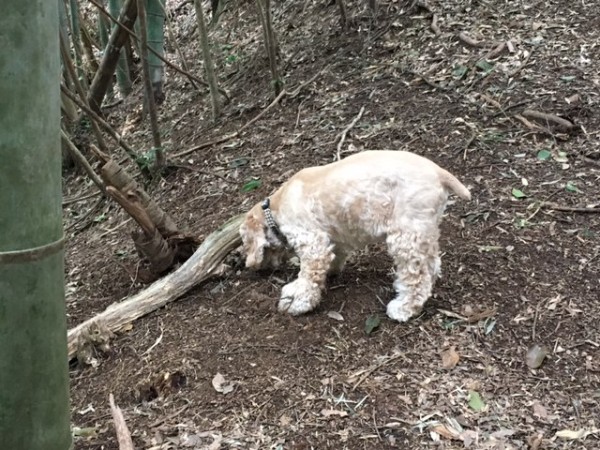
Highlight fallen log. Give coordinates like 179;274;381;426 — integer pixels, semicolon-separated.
68;214;244;360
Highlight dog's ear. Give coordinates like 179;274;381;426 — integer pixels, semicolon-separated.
240;214;268;269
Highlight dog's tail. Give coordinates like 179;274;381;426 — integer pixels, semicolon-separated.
437;168;471;201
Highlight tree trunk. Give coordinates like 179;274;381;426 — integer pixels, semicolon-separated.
97;2;115;98
109;0;132;97
147;0;166;104
0;1;71;448
88;0;138;112
137;0;165;172
194;0;221;119
67;215;244;360
256;0;282;95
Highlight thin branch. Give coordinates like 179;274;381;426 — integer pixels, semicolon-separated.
542;203;600;213
60;29;110;154
61;84;139;161
522;109;575;132
336;106;365;161
60;130;106;194
172;72;321;159
109;394;135;450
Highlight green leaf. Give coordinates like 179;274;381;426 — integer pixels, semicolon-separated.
483;318;496;335
468;390;485;411
565;181;581;193
537;149;551;161
241;179;261;192
365;315;381;335
452;65;469;78
475;60;494;73
511;188;526;199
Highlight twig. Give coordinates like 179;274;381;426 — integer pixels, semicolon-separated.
352;353;405;391
168;164;236;183
541;203;600;213
63;191;102;206
61;130;107;194
172;72;321;159
66;197;104;232
508;49;534;78
430;13;440;35
582;155;600;168
458;31;483;47
336;106;366;161
109;394;135;450
61;84;139;161
521;109;575;132
484;41;506;60
406;69;448;91
149;404;190;428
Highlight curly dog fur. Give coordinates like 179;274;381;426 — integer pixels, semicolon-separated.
239;150;470;322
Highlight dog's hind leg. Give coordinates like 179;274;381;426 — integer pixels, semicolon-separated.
385;230;439;322
278;232;335;315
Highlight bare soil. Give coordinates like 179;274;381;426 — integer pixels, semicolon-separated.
67;0;600;448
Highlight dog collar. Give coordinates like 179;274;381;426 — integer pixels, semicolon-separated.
261;198;287;244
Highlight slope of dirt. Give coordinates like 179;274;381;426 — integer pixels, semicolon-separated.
67;0;600;448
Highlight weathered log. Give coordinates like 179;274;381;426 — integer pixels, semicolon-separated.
67;214;244;360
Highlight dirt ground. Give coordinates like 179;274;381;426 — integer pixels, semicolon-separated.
66;0;600;448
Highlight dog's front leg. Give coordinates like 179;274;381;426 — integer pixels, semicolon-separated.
278;232;335;316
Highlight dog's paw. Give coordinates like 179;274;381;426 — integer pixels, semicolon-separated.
386;299;420;323
279;278;321;316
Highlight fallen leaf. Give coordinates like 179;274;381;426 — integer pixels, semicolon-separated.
365;315;381;335
526;344;548;369
430;424;461;440
241;179;261;192
468;390;485;411
527;432;544;450
320;409;348;418
279;415;292;427
212;373;234;394
532;401;548;419
555;429;587;440
327;311;344;321
441;347;460;369
537;149;551;161
512;188;526;199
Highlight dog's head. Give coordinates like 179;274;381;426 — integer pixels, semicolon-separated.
239;203;289;270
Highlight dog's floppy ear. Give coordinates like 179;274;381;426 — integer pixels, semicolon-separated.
240;213;268;269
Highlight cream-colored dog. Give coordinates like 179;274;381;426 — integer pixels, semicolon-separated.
240;150;470;322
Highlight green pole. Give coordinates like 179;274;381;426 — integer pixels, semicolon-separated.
0;1;71;449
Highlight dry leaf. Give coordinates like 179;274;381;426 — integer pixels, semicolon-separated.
441;347;460;369
526;344;549;369
532;401;548;419
527;432;544;450
327;311;344;321
555;429;586;440
430;424;461;440
279;415;292;427
320;409;348;418
212;373;234;394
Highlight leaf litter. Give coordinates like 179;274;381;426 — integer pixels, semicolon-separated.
67;0;600;448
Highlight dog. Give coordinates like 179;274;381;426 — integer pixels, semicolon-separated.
239;150;470;322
